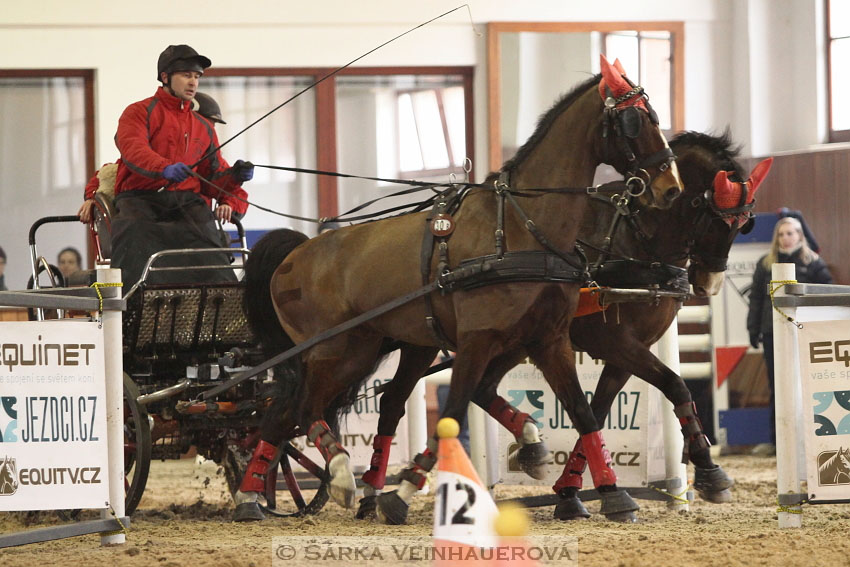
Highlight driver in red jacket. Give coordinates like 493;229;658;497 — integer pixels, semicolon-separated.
106;44;253;288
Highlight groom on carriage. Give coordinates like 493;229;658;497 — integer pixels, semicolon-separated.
79;44;254;288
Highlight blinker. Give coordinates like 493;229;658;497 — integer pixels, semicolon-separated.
740;216;755;235
619;106;642;139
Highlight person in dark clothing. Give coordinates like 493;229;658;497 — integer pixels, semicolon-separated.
747;215;832;450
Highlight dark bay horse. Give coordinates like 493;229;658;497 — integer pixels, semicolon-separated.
355;131;772;522
234;56;682;522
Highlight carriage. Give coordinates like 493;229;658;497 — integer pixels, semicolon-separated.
27;199;331;517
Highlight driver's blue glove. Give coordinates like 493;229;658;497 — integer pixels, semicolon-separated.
232;160;254;182
162;162;192;182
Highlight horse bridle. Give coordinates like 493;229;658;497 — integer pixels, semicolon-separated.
681;181;756;272
599;85;677;199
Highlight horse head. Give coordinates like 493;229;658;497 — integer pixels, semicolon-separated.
667;131;773;296
596;55;683;209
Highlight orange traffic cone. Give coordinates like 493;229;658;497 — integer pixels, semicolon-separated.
432;417;499;566
492;503;540;567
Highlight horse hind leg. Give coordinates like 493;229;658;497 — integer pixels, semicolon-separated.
376;333;498;525
357;345;438;520
233;366;301;522
300;335;387;510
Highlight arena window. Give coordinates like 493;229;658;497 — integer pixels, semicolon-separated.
827;0;850;142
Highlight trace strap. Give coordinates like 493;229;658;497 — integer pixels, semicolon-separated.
198;278;444;402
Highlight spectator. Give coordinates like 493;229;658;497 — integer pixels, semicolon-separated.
57;247;83;280
747;215;832;455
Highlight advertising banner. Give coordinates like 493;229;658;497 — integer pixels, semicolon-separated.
0;322;109;511
797;319;850;502
496;353;665;488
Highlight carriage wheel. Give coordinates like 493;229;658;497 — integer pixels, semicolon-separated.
223;438;330;517
263;441;331;517
58;373;151;520
123;373;152;515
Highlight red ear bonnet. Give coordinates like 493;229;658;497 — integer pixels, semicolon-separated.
712;157;773;227
598;54;647;111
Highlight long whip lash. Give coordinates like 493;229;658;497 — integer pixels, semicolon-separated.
192;5;478;168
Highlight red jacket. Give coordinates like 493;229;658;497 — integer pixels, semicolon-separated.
113;87;248;215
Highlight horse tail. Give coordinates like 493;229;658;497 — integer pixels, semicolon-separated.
243;229;310;399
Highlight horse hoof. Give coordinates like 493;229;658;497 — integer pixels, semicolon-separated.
599;489;639;522
700;487;732;504
233;501;265;522
328;454;357;509
517;442;550;480
694;466;734;502
553;496;591;521
376;490;409;525
605;510;638;523
356;495;377;520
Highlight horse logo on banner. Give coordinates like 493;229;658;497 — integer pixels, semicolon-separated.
817;448;850;486
0;456;19;496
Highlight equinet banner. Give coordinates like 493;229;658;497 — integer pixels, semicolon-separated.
797;319;850;503
0;322;109;511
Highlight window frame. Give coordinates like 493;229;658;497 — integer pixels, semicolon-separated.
827;0;850;142
487;21;684;172
205;66;475;219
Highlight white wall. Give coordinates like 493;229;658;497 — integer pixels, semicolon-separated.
0;0;832;285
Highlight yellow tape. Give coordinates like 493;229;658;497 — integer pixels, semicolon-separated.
769;279;802;329
89;281;122;313
650;482;691;504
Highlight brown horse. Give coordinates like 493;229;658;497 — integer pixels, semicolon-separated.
234;56;682;522
354;131;771;522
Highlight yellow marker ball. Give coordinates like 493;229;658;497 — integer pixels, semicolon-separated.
494;503;530;537
437;418;460;439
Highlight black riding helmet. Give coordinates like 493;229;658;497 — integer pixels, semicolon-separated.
192;92;226;124
157;44;211;82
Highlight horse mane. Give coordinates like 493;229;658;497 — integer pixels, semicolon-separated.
670;129;745;181
501;73;602;173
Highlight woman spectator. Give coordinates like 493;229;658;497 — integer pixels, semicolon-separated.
57;247;82;280
747;215;832;454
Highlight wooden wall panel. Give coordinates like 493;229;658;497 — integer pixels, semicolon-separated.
739;147;850;285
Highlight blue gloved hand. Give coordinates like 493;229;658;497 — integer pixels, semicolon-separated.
232;160;254;182
162;162;192;182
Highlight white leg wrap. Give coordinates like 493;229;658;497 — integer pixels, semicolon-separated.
397;479;420;504
521;421;541;445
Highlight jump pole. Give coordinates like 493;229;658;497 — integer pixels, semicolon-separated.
99;268;126;545
772;263;803;528
656;314;689;511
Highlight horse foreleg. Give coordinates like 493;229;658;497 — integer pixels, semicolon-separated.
529;339;639;522
376;333;499;525
357;345;438;520
584;340;734;503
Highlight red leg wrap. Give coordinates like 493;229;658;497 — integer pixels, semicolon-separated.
238;439;278;494
675;402;711;463
307;420;348;462
361;435;394;489
581;431;617;488
552;439;586;493
487;396;534;439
